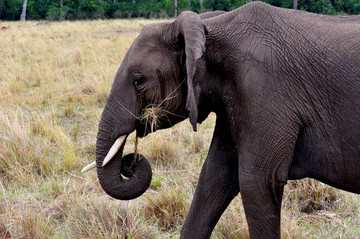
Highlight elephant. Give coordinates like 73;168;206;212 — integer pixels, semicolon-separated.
81;2;360;238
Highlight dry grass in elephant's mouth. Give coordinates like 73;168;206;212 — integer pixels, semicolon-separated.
140;105;163;133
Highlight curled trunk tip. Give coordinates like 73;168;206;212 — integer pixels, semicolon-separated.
97;153;152;200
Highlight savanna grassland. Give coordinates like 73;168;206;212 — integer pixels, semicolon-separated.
0;19;359;239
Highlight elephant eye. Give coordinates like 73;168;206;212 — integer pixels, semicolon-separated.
133;73;144;87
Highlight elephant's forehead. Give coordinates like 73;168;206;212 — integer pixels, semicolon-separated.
127;38;166;66
123;22;173;71
132;34;159;50
125;42;168;73
134;22;171;48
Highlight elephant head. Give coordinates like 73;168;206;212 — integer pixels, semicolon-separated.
81;12;209;200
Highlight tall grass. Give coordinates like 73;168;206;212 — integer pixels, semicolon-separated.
0;19;359;238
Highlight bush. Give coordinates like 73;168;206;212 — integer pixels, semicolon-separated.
47;6;67;21
77;0;107;19
0;0;23;20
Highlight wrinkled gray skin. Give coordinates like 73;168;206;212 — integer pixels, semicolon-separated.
95;2;360;238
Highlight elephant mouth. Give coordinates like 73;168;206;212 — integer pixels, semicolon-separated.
136;111;187;138
81;135;128;173
81;124;148;173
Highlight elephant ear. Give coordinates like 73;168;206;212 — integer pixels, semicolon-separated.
174;11;207;132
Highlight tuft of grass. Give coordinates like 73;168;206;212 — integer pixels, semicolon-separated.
67;198;154;239
144;188;188;231
0;109;48;183
213;197;250;239
20;210;56;238
192;134;204;153
284;179;339;213
0;218;11;239
149;175;164;191
64;104;75;117
145;133;180;168
281;210;304;239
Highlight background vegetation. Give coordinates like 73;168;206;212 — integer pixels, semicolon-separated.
1;19;360;238
1;0;360;21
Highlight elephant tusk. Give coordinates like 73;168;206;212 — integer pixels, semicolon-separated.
81;161;96;173
102;135;127;167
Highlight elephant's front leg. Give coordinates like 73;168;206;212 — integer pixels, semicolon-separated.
180;119;239;239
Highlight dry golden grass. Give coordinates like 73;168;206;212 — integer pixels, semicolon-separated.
1;19;359;238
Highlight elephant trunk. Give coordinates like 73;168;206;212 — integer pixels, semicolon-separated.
95;101;152;200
